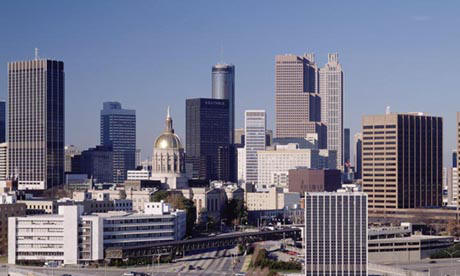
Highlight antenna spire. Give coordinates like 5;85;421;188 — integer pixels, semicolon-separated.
220;42;224;63
167;106;171;118
34;48;39;60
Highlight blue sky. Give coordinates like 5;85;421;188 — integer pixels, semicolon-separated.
1;1;459;164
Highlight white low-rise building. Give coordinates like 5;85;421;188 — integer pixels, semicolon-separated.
8;201;186;265
245;187;300;211
127;170;151;180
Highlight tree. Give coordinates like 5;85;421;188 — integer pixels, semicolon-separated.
447;220;460;237
151;190;196;236
223;199;248;226
152;190;169;202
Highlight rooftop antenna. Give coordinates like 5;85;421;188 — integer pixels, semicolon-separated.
34;48;39;60
220;41;224;64
386;106;391;115
167;106;171;118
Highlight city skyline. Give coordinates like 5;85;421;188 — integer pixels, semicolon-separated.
1;1;459;165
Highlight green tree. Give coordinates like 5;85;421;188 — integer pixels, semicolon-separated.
151;190;196;236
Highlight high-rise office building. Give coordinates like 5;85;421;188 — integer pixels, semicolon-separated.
80;145;113;183
456;112;460;205
0;143;7;180
186;98;231;181
8;58;64;190
362;113;443;210
354;132;363;180
319;53;344;167
0;101;5;143
344;128;350;164
305;192;368;276
453;149;458;168
275;54;322;139
100;102;136;183
245;110;266;186
64;145;80;173
212;64;235;144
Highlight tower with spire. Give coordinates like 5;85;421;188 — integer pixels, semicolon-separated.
151;107;188;189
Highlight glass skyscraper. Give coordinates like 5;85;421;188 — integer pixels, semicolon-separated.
8;59;64;190
185;98;231;181
100;102;136;183
212;64;235;144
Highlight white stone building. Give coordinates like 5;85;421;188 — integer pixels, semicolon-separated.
8;202;186;265
150;108;188;189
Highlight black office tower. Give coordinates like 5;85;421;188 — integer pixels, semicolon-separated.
186;98;235;181
0;101;5;143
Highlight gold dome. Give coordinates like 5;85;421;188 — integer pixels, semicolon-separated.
154;106;183;150
154;133;182;149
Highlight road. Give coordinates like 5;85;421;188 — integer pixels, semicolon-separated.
0;247;246;276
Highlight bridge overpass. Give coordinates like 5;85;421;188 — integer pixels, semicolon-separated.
105;228;301;260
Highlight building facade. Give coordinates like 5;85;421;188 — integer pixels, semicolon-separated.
100;102;136;183
8;202;186;265
8;59;65;190
319;53;344;168
185;98;231;181
344;128;350;164
0;101;5;143
245;187;300;211
212;63;235;144
362;113;443;210
65;145;81;173
354;132;363;180
288;168;341;194
257;144;336;189
0;143;7;180
275;54;321;139
305;192;367;276
151;108;187;189
245;110;266;185
80;146;113;183
0;202;26;256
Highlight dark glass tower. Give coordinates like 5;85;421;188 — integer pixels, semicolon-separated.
100;102;136;183
212;64;235;144
0;101;5;143
186;98;233;181
8;59;64;190
344;128;350;164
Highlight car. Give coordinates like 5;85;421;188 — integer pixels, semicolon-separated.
196;266;203;270
429;260;437;264
60;274;72;276
188;264;195;270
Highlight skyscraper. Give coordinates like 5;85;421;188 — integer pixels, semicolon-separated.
8;58;64;190
453;149;457;168
244;110;266;186
275;54;322;141
100;102;136;183
362;113;443;210
354;132;363;180
212;64;235;144
319;53;344;167
185;98;231;181
343;128;350;164
305;192;368;276
0;101;5;143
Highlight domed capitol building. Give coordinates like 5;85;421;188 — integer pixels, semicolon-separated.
151;107;188;189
